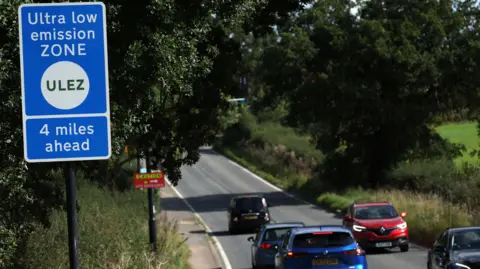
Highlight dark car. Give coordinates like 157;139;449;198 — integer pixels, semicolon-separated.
227;195;271;234
428;226;480;269
248;222;305;269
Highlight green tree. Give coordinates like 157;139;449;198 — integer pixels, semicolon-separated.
255;0;478;188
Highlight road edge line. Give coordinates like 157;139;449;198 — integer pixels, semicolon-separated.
163;177;233;269
212;148;428;251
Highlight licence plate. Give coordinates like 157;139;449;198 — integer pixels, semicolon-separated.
244;216;257;220
312;258;338;266
375;242;392;247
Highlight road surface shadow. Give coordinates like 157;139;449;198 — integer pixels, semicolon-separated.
366;248;398;255
160;191;311;213
190;230;236;237
309;205;345;219
199;147;220;155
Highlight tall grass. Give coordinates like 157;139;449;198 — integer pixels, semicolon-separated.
21;180;189;269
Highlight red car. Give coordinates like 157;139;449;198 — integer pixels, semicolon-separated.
342;202;409;252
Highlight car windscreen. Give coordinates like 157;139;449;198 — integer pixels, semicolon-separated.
452;230;480;250
354;205;398;219
235;197;264;212
263;228;292;241
293;232;355;248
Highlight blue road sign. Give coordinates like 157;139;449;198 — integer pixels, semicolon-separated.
19;2;111;162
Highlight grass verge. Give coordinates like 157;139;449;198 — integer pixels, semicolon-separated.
22;173;190;269
215;144;474;247
436;122;480;165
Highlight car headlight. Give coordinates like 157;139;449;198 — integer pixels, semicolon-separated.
397;222;407;229
454;263;470;269
353;225;366;232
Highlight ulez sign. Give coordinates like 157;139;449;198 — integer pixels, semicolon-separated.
134;172;165;189
19;2;111;162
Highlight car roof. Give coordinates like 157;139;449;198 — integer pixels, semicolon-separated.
354;202;391;207
232;194;264;200
263;222;305;229
291;225;351;235
447;226;480;233
304;225;345;229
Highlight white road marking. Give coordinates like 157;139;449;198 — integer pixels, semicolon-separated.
164;177;233;269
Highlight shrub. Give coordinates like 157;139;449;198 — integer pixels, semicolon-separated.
21;181;189;269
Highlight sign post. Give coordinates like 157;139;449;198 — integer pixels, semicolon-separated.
145;152;158;253
18;3;110;269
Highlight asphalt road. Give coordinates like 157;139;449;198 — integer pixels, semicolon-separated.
162;148;428;269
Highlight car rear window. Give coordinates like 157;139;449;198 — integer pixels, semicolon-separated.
235;197;264;211
293;232;354;248
263;228;291;241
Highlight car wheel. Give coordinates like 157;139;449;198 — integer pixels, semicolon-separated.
400;244;409;252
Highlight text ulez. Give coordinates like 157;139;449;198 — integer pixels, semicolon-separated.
45;79;85;91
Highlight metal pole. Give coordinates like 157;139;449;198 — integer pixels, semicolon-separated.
64;162;80;269
146;151;157;253
137;149;141;172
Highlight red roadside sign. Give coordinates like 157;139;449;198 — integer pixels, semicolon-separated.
134;172;165;189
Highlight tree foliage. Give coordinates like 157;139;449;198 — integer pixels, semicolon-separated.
245;0;480;188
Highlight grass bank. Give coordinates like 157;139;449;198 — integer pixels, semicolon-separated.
435;122;480;165
216;110;480;246
21;170;189;269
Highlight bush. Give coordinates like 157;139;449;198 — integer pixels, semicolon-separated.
21;180;189;269
219;110;322;179
388;159;480;212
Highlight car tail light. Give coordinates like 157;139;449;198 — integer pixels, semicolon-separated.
286;251;307;258
343;248;365;256
260;243;271;249
312;232;333;235
233;217;238;222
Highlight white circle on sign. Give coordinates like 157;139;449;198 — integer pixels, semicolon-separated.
40;61;90;110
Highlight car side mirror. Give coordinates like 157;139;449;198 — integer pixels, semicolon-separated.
247;236;254;242
344;215;352;221
400;212;407;217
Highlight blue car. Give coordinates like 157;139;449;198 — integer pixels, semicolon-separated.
248;222;306;269
273;226;368;269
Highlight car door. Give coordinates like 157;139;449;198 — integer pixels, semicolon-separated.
251;228;264;264
430;231;448;269
275;230;291;269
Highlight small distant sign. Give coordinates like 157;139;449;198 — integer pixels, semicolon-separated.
134;172;165;189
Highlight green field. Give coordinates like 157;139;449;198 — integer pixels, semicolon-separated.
436;122;480;165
